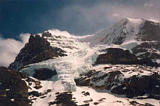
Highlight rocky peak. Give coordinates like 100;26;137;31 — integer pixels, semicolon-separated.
9;34;67;71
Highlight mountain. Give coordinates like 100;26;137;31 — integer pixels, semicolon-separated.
1;18;160;106
81;18;160;45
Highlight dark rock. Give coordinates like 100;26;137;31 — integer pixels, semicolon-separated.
95;48;138;65
95;48;159;67
98;98;106;102
118;73;160;99
76;67;160;99
94;102;99;105
9;34;66;71
129;101;142;106
129;101;154;106
139;20;160;41
33;68;57;80
25;77;42;89
75;70;96;86
28;91;41;97
102;71;123;90
82;91;90;96
112;73;160;99
79;103;89;106
132;42;160;53
0;67;30;106
49;92;77;106
91;71;124;90
74;77;90;86
137;58;159;67
103;72;160;99
131;41;160;67
83;99;93;103
42;32;52;37
144;103;154;106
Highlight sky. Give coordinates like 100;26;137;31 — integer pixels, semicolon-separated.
0;0;160;66
0;0;160;38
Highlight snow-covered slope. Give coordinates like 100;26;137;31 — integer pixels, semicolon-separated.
80;18;160;46
79;18;144;45
8;18;160;106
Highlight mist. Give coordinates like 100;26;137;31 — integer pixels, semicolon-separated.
55;0;160;35
0;33;30;66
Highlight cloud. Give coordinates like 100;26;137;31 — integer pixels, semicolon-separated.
55;0;160;34
110;1;160;21
0;33;30;67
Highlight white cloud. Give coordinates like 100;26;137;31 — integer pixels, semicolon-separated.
0;33;30;67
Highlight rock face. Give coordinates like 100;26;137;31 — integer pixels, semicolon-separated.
74;70;96;86
122;73;160;99
9;34;66;71
132;41;160;61
139;20;160;41
95;48;159;67
0;67;30;106
75;65;160;99
95;48;138;65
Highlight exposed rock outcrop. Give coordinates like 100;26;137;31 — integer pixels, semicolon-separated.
132;41;160;61
9;34;67;71
139;20;160;41
0;67;30;106
49;92;77;106
75;65;160;99
95;48;159;67
95;48;138;65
